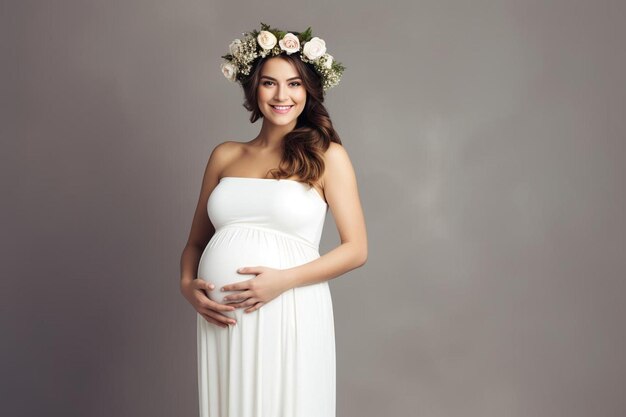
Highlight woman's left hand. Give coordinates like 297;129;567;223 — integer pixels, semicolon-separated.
221;266;291;313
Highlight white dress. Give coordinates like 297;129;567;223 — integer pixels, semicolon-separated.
196;176;335;417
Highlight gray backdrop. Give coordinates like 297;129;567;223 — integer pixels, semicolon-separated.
3;1;625;416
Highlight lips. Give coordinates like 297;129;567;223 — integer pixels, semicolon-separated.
270;104;294;114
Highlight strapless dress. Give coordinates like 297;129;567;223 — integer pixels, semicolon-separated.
196;176;336;417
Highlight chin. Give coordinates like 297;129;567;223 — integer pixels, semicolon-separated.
268;118;296;126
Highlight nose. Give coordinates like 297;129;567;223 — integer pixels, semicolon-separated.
274;83;288;102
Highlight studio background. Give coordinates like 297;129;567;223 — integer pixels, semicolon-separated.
3;1;625;416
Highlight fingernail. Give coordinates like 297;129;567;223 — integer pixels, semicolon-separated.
209;284;214;289
221;287;225;292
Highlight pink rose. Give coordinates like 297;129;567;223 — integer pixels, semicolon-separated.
279;33;301;54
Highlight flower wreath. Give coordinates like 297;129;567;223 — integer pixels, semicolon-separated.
220;22;346;92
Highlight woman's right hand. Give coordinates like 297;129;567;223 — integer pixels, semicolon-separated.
180;278;237;328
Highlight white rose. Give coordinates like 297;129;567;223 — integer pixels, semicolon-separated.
221;62;237;82
302;37;327;60
323;53;333;69
279;33;301;54
257;30;277;50
229;39;243;58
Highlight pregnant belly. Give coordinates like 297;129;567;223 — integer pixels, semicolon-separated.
197;244;278;304
198;227;312;303
197;226;319;304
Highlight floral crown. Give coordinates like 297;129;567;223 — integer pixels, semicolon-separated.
220;22;345;92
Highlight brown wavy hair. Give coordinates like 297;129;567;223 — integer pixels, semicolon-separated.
240;51;342;187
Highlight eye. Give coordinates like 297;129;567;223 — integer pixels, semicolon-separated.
262;80;274;86
290;81;302;87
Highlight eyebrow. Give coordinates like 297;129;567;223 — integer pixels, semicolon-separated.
260;75;302;81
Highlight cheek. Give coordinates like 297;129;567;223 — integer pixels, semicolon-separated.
257;89;271;102
295;91;307;107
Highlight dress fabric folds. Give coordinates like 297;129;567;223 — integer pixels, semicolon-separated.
196;176;335;417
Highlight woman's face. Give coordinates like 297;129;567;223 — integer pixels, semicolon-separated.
257;57;306;126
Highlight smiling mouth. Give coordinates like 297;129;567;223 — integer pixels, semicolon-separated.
270;105;294;109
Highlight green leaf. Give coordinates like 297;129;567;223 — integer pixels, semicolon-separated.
300;26;313;42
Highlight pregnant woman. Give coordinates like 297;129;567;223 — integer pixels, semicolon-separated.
179;23;368;417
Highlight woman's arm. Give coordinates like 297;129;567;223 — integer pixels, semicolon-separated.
180;142;241;327
180;144;222;286
283;142;368;288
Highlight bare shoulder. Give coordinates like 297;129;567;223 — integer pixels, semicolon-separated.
324;141;350;161
211;140;242;159
207;140;243;171
321;142;356;186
